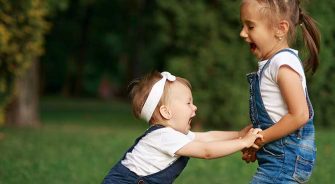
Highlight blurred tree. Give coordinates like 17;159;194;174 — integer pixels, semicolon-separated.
153;0;335;129
0;0;50;126
307;0;335;128
42;0;253;129
0;0;68;126
153;0;254;128
39;0;335;129
40;0;159;97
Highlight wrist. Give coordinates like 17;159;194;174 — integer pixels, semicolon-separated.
239;138;248;149
255;136;265;147
238;130;242;138
239;124;252;138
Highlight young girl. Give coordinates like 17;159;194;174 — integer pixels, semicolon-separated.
102;71;262;184
239;0;320;183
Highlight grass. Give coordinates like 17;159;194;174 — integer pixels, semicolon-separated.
0;97;334;183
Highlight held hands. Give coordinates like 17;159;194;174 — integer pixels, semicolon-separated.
238;124;253;138
240;128;263;149
242;147;257;163
241;135;264;163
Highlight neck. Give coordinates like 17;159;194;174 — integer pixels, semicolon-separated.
261;43;289;60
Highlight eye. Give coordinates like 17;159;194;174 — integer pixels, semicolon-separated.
248;25;254;30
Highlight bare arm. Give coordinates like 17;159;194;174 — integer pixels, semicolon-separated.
176;128;262;159
256;66;309;146
194;124;253;142
194;131;239;142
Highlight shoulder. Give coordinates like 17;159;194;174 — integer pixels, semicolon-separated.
271;49;301;68
147;127;192;141
147;127;194;156
268;49;305;80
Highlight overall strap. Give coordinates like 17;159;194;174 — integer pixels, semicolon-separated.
259;48;299;82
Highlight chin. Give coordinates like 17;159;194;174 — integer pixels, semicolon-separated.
181;127;190;134
252;53;262;60
186;126;191;133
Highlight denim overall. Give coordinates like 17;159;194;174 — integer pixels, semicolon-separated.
102;125;189;184
247;49;316;184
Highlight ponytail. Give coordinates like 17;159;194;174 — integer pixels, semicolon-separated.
254;0;320;74
299;9;320;74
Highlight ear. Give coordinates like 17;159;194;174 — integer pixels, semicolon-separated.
275;20;289;38
159;105;172;120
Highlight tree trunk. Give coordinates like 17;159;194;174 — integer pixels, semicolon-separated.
5;61;40;127
73;4;93;96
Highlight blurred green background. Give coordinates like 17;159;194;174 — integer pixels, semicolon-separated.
0;0;334;183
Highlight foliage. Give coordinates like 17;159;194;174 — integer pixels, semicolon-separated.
153;0;254;128
40;0;335;128
41;0;160;96
306;1;335;127
152;0;335;128
0;0;50;123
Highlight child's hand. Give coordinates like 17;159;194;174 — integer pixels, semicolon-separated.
241;148;257;163
238;124;253;138
241;130;264;163
241;128;263;148
239;128;262;163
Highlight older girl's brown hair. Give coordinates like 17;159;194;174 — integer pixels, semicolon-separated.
255;0;320;74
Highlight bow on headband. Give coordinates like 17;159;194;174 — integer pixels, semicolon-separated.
140;72;176;122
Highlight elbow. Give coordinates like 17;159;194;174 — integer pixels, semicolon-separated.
297;111;310;126
203;154;214;160
200;150;216;160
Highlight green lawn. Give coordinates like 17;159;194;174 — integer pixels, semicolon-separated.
0;97;334;183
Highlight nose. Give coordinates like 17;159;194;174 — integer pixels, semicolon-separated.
193;104;197;111
240;26;247;39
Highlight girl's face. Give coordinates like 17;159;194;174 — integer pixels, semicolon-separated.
240;0;287;60
166;81;197;134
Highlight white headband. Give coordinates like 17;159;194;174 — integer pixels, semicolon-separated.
140;71;176;122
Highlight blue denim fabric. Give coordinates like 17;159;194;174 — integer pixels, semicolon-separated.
102;125;189;184
247;49;316;184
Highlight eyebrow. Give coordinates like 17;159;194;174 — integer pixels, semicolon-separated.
244;20;255;25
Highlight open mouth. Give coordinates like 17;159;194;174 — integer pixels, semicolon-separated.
249;43;257;51
188;118;193;125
